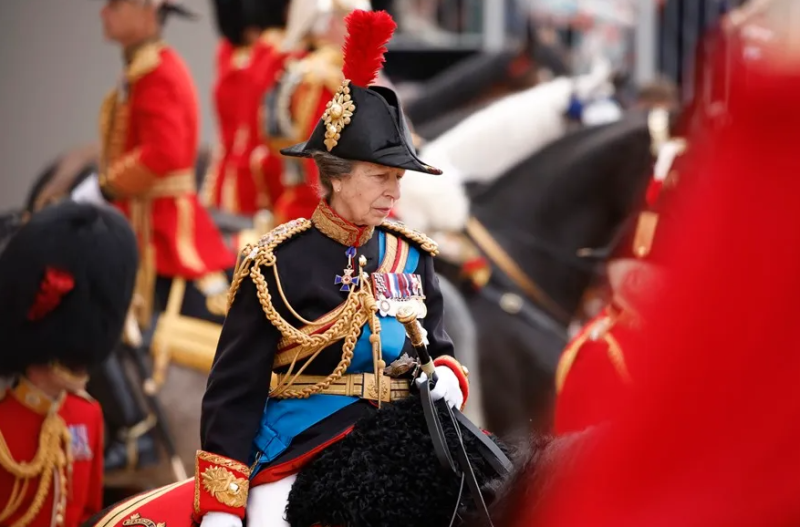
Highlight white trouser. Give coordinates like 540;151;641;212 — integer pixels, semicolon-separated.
246;474;296;527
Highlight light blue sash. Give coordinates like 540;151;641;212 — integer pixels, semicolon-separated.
249;231;420;473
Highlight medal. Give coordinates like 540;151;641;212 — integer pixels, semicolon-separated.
371;272;427;318
335;247;360;292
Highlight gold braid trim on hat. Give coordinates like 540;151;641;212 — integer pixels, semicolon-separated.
227;219;385;401
0;407;72;527
322;79;356;151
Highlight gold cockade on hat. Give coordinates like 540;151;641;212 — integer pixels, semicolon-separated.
322;79;356;151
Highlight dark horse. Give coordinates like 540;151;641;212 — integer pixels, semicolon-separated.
441;111;655;441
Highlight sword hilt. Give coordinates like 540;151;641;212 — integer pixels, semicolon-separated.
397;306;436;378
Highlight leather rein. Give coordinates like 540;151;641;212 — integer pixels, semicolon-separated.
465;217;573;325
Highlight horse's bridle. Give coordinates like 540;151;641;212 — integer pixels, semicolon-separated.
465;216;573;324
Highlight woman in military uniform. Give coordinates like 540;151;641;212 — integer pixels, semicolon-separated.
194;10;470;527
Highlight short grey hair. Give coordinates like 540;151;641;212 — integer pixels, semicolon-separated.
311;151;354;199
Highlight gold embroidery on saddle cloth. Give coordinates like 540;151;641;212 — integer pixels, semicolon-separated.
122;513;165;527
94;481;185;527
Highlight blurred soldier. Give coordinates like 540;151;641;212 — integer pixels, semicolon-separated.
553;109;687;435
268;0;373;224
88;0;236;326
0;202;138;527
203;0;293;216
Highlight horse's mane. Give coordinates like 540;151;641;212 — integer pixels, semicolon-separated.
473;111;651;217
462;427;602;527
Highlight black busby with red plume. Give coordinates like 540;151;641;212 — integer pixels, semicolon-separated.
281;10;442;175
0;201;138;375
211;0;290;46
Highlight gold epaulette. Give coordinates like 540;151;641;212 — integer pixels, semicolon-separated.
296;46;344;94
227;219;313;310
380;219;439;257
126;41;164;83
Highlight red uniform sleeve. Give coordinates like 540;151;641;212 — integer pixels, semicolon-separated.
102;73;188;198
82;401;105;522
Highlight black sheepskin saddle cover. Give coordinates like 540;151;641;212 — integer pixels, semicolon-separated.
286;395;510;527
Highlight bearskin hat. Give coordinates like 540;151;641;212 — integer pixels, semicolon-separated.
211;0;249;46
0;201;138;375
212;0;290;46
250;0;291;30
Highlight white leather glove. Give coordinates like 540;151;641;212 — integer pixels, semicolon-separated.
416;366;464;410
70;173;106;206
200;512;242;527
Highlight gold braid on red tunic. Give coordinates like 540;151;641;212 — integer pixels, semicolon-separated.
0;390;73;527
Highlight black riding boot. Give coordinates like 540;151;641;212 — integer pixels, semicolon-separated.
87;347;160;471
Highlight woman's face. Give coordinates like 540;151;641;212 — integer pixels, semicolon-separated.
330;161;404;227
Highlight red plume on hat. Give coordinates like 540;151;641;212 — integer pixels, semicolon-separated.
341;10;397;88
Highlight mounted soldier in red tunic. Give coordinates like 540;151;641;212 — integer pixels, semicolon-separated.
203;0;293;216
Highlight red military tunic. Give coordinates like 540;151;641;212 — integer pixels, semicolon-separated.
204;30;290;215
0;379;104;527
553;305;635;435
272;45;343;224
98;41;235;320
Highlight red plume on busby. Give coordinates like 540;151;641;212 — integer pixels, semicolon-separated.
341;10;397;88
0;201;138;375
281;9;442;176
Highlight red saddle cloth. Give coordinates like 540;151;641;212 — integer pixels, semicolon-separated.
89;479;195;527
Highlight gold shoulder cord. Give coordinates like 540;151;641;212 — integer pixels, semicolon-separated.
0;405;72;527
227;220;386;401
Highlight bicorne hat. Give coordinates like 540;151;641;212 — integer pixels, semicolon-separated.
280;10;442;176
